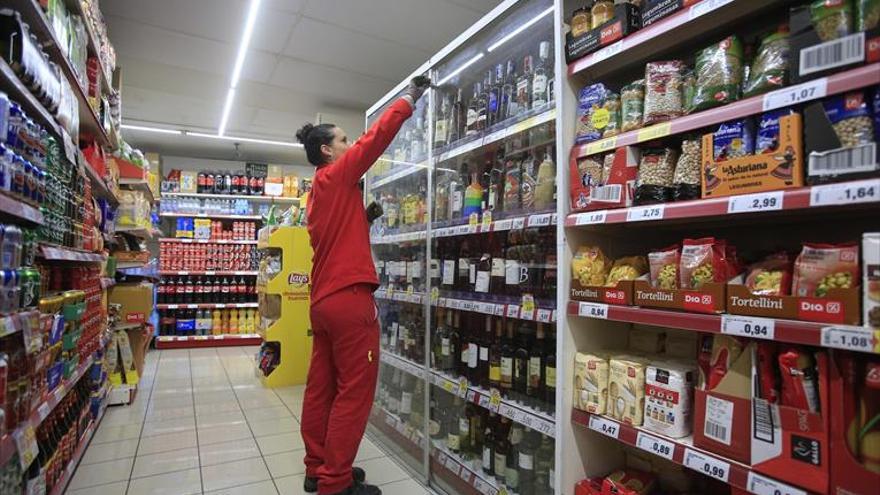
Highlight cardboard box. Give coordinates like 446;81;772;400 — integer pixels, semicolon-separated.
632;278;726;314
701;114;804;198
727;277;861;325
640;0;700;27
751;351;829;494
570;146;639;212
694;340;754;464
804;94;880;184
865;233;880;329
109;283;154;324
570;279;633;305
565;4;641;63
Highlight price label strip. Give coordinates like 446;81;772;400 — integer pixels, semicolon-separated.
591;40;624;63
727;191;784;214
721;315;776;340
575;210;607;226
689;0;735;19
578;302;609;320
13;425;39;470
746;472;807;495
762;77;828;111
810;179;880;207
683;448;729;483
821;325;878;354
636;431;675;460
626;204;665;222
588;415;620;439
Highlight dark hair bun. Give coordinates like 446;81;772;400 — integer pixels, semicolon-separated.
295;123;315;144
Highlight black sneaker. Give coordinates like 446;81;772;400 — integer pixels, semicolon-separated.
329;483;381;495
303;467;367;493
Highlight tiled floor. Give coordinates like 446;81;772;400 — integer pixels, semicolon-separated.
69;346;431;495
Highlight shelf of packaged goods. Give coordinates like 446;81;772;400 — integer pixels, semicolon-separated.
79;151;119;206
116;262;159;280
157;302;259;310
48;394;109;495
434;107;556;165
371;229;427;245
155;333;263;349
572;64;880;159
0;310;40;339
380;352;427;379
431;370;555;437
159;270;258;277
373;287;558;323
119;178;155;203
8;0;110;147
568;300;880;355
115;226;154;239
431;211;557;238
568;0;788;78
0;353;96;468
64;0;113;96
159;212;264;221
39;244;107;263
158;238;258;245
571;409;810;495
161;192;301;203
368;407;428;464
370;158;429;188
565;178;880;227
0;192;44;225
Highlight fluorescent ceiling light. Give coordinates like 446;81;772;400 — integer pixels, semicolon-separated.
120;124;182;135
217;88;237;137
230;0;262;89
487;6;554;52
438;53;485;86
188;132;303;148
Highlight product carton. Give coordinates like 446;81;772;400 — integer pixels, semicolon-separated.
565;4;641;63
726;274;861;325
640;0;701;27
751;351;829;494
574;352;610;414
265;165;284;196
569;146;639;212
632;276;726;314
608;355;649;426
570;279;633;305
700;114;803;199
109;283;154;324
694;339;754;464
803;94;879;184
865;233;880;330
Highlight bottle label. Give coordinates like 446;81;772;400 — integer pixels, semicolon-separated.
501;358;513;380
430;259;441;279
468;343;479;368
505;260;522;285
469;264;477;285
429;420;441;436
529;357;542;387
475;271;490;293
494;453;507;475
483;447;492;470
506;467;520;488
447;433;460;450
459;418;470;436
451;191;463;214
400;392;412;414
519;453;534;470
479;346;489;361
458;258;470;278
488;92;499;113
546;366;556;387
434;120;448;144
442;260;456;286
441;338;451;356
461;346;470;365
489;364;502;382
466;109;477;130
491;258;506;277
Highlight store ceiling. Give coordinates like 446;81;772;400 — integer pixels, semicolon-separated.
106;0;501;165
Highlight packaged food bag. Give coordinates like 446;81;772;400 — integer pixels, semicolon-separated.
621;79;645;132
745;252;794;296
648;245;681;290
576;83;610;143
606;256;648;287
822;91;875;149
644;360;697;438
744;28;791;97
691;36;744;112
572;245;611;287
680;237;737;290
574;352;610;414
713;119;756;161
756;108;796;154
792;242;859;297
643;61;685;125
672;136;701;201
857;0;880;30
810;0;853;41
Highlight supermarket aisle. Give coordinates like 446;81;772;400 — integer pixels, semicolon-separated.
66;347;431;495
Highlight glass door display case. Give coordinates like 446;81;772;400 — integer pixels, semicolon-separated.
365;2;558;494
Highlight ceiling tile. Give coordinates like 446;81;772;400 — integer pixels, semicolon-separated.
268;58;393;107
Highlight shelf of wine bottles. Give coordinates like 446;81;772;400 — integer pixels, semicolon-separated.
375;288;556;323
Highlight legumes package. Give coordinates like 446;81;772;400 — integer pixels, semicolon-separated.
576;83;610;143
690;36;744;113
743;28;790;98
822;90;875;149
793;242;859;297
643;61;685;125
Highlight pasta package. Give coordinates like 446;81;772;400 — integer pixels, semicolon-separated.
810;0;853;41
572;245;611;287
609;355;649;426
680;237;739;290
648;245;681;290
690;36;744;112
745;253;793;296
606;256;648;287
644;360;697;438
792;242;859;297
574;352;610;414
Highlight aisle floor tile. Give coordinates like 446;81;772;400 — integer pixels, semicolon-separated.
198;422;254;445
200;437;263;466
92;423;143;444
68;480;129;495
357;457;410;486
249;417;300;436
264;450;306;479
205;479;280;495
81;438;139;465
244;405;295;422
67;457;134;490
132;447;200;478
274;474;308;495
137;430;199;456
201;457;272;492
198;409;247;427
256;432;305;455
380;478;432;495
127;467;203;495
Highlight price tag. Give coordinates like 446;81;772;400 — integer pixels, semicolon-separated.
821;325;877;353
458;377;470;398
431;287;439;304
215;304;226;309
527;214;552;227
506;305;520;318
167;304;179;309
636;432;675;460
518;411;534;428
478;394;491;408
763;77;828;111
592;40;624;63
810;179;880;207
37;402;51;420
473;477;493;495
626;205;665;222
195;335;209;341
689;0;735;19
578;302;609;319
512;217;526;229
446;456;461;475
437;451;448;464
535;418;555;437
575;210;607;225
494;219;513;231
204;271;215;275
489;389;502;412
13;425;38;470
482;210;493;229
747;472;807;495
721;315;776;340
588;415;619;439
727;191;784;214
519;308;535;320
683;448;730;483
536;309;552;323
494;304;505;316
637;122;672;142
584;136;618;155
498;488;510;495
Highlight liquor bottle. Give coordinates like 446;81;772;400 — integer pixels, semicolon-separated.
467;315;480;383
501;60;517;120
503;156;522;214
485;151;504;217
456;312;470;378
534;433;554;493
464;403;482;461
457;238;472;291
532;42;551;109
475;251;491;294
544;326;556;412
529;323;547;409
494;417;511;485
486;67;501;128
501;321;515;398
476;81;488;134
490;232;507;294
435;173;450;223
505;424;524;491
447;395;463;454
489;319;503;391
448;311;461;375
518;428;538;495
399;373;413;423
482;412;497;476
448;88;463;143
478;317;492;388
448;167;464;220
466;83;480;136
513;325;531;404
435;93;450;148
521;153;538;212
430;393;446;441
515;55;533;116
463;168;484;223
534;146;556;211
432;308;446;369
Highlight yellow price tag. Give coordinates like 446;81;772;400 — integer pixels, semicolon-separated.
498;488;510;495
458;377;469;397
482;210;493;228
406;285;414;296
443;381;456;393
430;287;439;304
584;136;617;155
489;389;502;409
521;294;536;313
469;213;480;226
637;122;672;143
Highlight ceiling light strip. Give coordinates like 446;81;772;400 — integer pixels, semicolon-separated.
437;53;485;86
188;132;303;148
120;124;183;135
230;0;263;88
218;88;237;137
487;6;554;52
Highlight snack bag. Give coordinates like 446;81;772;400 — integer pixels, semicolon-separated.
691;35;744;112
792;242;859;297
621;79;645;132
822;91;875;148
745;252;793;296
756;342;781;403
648;245;681;290
605;256;648;287
643;61;685;125
672;137;701;201
572;245;611;286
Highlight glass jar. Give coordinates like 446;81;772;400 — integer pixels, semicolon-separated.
571;6;591;37
591;0;614;29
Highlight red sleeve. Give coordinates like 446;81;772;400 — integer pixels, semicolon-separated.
335;98;413;185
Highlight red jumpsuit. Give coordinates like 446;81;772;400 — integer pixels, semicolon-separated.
302;98;413;494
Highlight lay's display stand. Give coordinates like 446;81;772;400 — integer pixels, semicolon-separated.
257;226;313;387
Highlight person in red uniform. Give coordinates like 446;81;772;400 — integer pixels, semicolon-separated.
295;76;431;495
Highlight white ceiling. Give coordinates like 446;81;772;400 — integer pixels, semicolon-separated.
106;0;501;165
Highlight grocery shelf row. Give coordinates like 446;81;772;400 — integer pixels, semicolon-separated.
570;409;807;495
0;310;40;340
39;244;108;263
371;211;557;245
158;238;258;245
375;288;556;323
159;212;264;221
154;333;263;349
157;302;259;310
160;192;300;203
572;63;880;158
0;192;44;225
48;393;110;495
158;270;258;276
